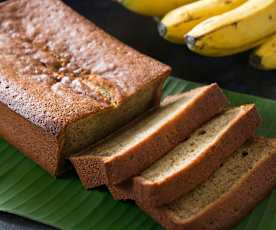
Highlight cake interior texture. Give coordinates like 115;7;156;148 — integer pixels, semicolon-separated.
61;80;161;157
141;107;241;182
78;93;193;158
166;138;275;221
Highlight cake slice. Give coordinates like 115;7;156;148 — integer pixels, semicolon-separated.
138;137;276;230
70;84;228;188
110;105;261;206
0;0;171;175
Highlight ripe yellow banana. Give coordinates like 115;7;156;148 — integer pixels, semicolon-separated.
250;34;276;70
188;37;269;56
159;0;246;44
185;0;276;57
117;0;197;17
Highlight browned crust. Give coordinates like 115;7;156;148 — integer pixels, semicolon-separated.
138;137;276;230
0;0;170;175
110;105;261;206
0;0;171;136
71;156;107;188
71;84;228;189
0;102;62;176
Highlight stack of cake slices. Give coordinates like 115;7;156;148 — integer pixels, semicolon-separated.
71;82;276;229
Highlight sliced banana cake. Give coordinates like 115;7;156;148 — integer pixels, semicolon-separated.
71;84;228;188
110;105;261;206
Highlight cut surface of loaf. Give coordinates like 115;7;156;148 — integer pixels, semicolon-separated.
139;137;276;230
110;105;261;206
70;84;228;188
0;0;170;175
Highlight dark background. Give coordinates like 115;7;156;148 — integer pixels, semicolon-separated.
1;0;276;229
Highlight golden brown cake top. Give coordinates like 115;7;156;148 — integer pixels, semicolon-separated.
0;0;170;136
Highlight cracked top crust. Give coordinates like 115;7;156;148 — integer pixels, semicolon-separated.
0;0;170;136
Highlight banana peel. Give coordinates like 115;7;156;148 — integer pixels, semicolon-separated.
160;0;246;44
250;34;276;70
117;0;197;17
186;0;276;56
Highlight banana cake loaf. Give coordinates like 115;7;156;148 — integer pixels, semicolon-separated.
70;84;228;189
0;0;171;175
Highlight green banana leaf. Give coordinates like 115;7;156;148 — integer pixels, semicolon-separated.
0;77;275;230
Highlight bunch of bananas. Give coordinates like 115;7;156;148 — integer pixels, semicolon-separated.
118;0;276;71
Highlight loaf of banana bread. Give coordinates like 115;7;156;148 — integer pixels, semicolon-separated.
0;0;170;175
